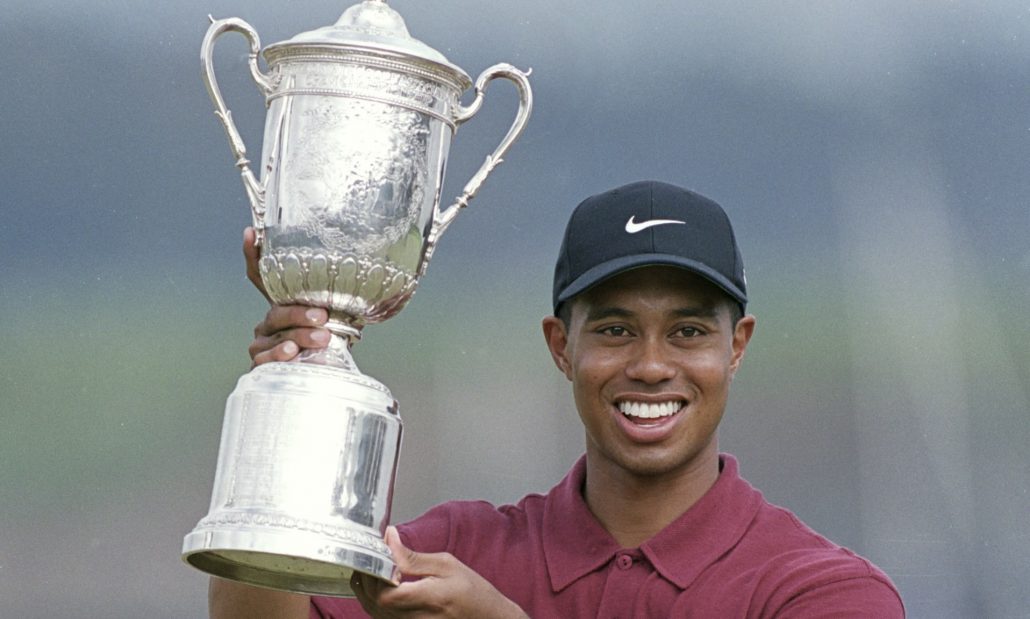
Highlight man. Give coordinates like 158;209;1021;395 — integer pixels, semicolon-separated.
213;181;904;617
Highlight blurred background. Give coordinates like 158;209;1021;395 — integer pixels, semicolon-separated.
1;0;1028;617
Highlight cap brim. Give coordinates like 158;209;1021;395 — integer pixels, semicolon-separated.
554;254;747;311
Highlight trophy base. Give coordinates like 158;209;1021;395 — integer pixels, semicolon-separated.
183;525;397;596
183;361;403;597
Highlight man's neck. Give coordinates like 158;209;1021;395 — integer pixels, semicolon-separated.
582;447;721;548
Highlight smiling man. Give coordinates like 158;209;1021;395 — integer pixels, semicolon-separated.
212;180;904;618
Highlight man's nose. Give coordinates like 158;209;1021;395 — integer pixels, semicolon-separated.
624;337;676;384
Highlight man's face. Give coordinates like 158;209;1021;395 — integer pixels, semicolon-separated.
543;266;755;481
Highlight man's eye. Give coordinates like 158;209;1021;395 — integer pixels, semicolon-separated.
677;327;702;338
600;326;629;337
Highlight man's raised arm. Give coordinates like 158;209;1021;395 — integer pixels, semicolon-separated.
209;579;310;619
206;229;328;618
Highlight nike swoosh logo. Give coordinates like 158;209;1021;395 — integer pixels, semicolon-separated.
625;215;687;234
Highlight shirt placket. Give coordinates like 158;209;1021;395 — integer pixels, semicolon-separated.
595;549;650;619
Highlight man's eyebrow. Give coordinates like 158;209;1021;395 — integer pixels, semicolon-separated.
584;304;720;322
584;306;634;322
672;305;720;319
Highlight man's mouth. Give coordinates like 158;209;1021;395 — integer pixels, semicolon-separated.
618;400;684;420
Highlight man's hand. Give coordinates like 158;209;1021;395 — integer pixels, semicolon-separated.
243;226;331;367
352;527;529;619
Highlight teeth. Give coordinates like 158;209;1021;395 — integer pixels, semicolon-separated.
619;401;682;419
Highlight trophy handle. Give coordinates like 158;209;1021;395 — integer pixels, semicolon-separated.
201;16;277;246
422;64;533;270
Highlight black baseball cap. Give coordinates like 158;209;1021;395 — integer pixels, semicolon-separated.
552;180;747;314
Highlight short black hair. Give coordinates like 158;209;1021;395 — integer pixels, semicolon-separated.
556;294;743;330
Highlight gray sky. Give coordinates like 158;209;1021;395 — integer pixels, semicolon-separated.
1;1;1028;617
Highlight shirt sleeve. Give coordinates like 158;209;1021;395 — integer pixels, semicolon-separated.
395;501;463;554
310;596;366;618
774;575;905;618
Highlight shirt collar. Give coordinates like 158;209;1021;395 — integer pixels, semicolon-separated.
542;453;763;592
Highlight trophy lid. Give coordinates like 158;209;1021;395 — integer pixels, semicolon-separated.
266;0;470;86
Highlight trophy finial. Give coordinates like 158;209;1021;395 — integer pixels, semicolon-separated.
335;0;409;36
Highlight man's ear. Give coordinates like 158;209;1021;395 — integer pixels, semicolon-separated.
729;314;756;376
542;316;573;380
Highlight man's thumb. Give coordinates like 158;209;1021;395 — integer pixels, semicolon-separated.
386;526;426;576
242;226;271;303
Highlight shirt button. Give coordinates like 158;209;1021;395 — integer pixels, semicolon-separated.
616;554;633;570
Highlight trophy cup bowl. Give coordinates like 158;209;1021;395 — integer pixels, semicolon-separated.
182;0;531;596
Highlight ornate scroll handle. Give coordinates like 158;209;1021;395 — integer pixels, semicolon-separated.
201;16;277;246
422;64;533;272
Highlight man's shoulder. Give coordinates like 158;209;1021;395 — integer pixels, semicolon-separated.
396;492;549;553
409;490;549;524
714;456;890;574
727;497;904;614
741;541;904;616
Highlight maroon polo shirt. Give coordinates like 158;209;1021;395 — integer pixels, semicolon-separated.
312;454;903;617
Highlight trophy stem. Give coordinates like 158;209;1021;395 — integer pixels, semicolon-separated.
296;328;360;371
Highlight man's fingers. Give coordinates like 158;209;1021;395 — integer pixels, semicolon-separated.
254;305;328;337
249;326;334;364
351;573;382;616
248;306;330;366
354;572;419;617
250;340;300;367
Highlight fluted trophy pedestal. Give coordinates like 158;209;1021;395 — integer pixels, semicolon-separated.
184;0;531;596
183;358;402;596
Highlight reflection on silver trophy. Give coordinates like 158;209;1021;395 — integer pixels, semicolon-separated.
182;0;532;596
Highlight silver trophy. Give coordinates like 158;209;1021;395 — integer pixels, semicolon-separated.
182;0;532;596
